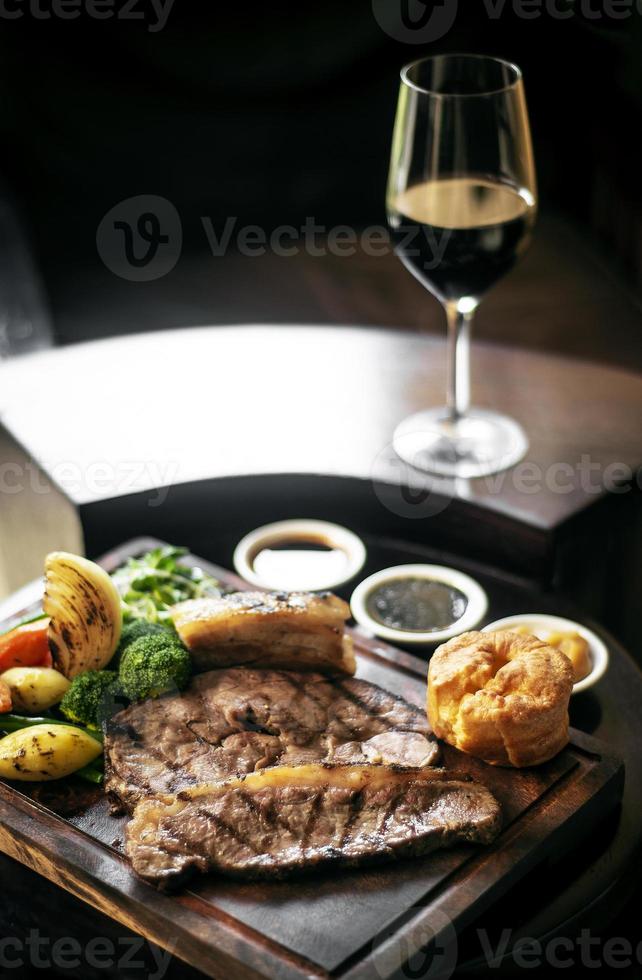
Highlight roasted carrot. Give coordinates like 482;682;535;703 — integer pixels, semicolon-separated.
0;618;52;672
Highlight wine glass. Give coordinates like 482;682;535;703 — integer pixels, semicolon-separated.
387;54;537;478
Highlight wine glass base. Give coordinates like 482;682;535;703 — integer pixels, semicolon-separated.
393;408;529;478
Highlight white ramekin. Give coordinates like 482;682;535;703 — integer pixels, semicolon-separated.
233;519;366;592
350;564;488;646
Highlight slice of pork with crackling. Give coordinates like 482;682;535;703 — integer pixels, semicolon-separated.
171;591;355;674
104;668;440;812
126;763;502;888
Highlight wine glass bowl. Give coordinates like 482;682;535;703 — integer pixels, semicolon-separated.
387;54;537;478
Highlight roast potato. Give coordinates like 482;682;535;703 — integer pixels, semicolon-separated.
0;724;101;781
0;667;70;713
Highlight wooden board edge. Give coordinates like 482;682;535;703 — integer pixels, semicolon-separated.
0;536;628;980
340;752;625;979
0;788;327;980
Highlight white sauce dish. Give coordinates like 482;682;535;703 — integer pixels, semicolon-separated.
350;564;488;646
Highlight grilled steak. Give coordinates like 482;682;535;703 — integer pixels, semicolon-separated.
106;669;501;889
126;763;502;887
105;668;439;811
171;591;355;674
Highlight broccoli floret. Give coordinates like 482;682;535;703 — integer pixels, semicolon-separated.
60;670;122;729
113;619;172;666
118;634;191;702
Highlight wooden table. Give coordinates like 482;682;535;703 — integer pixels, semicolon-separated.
1;323;641;628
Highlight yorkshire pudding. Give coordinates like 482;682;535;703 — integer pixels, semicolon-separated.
427;630;574;767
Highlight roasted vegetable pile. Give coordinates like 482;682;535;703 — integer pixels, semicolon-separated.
0;545;214;783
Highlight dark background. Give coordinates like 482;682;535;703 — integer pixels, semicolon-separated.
0;1;640;348
0;9;641;975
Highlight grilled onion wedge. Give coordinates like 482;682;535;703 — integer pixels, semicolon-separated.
44;552;122;678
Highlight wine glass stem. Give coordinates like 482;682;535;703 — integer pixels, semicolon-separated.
446;302;474;421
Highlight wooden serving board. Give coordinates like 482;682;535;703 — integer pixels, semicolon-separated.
0;538;625;980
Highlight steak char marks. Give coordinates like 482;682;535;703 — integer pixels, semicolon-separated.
105;669;501;888
105;668;439;812
126;764;502;888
